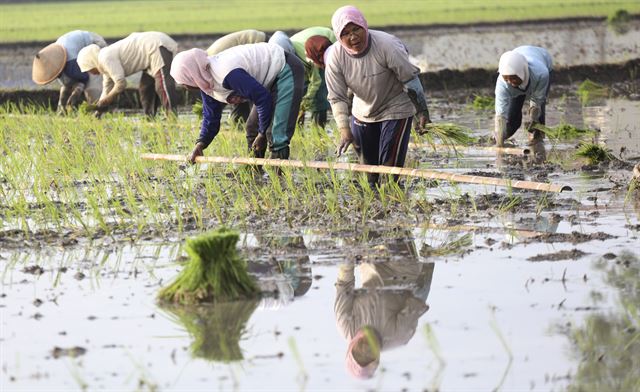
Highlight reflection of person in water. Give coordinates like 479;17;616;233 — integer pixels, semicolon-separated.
334;236;435;379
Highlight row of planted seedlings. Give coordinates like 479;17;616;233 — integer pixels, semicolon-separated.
1;104;475;242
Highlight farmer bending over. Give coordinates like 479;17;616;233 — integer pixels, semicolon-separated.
206;29;267;123
325;6;431;188
290;27;336;129
170;43;304;162
76;31;179;117
494;45;553;146
32;30;107;113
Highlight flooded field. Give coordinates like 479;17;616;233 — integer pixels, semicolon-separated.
1;81;639;390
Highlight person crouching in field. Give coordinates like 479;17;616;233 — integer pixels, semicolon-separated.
325;5;431;189
170;43;304;163
32;30;107;114
494;45;553;146
76;31;179;117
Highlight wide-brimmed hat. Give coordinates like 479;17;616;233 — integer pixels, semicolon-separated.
32;43;67;85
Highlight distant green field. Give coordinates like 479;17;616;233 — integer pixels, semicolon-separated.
0;0;638;43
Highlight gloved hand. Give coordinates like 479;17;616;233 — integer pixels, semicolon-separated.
251;132;267;154
66;84;85;107
336;127;354;157
188;142;205;164
415;110;432;134
525;105;541;131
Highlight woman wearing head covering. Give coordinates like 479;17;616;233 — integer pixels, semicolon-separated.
32;30;107;113
170;43;305;162
325;6;431;188
289;27;336;129
494;45;553;146
206;29;268;123
76;31;179;117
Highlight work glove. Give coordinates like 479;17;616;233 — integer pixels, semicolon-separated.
494;115;507;147
66;83;85;107
415;109;432;135
188;142;205;164
251;132;267;154
336;127;354;157
524;104;541;131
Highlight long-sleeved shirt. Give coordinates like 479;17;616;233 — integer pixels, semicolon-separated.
325;30;420;131
98;32;178;100
495;45;553;117
198;43;285;147
290;27;336;111
206;29;266;55
55;30;106;85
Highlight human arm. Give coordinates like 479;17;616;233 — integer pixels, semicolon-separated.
404;76;431;132
325;55;354;156
97;55;126;107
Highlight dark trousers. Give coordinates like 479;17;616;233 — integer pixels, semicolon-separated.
246;52;305;158
350;116;413;186
505;73;552;139
139;46;179;117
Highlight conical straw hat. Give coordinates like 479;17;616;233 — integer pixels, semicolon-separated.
32;43;67;85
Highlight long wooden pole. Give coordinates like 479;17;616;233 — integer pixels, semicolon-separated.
409;143;530;156
141;153;572;193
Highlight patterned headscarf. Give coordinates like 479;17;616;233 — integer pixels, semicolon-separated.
498;50;530;88
170;48;215;95
331;5;369;55
305;35;333;68
76;44;101;72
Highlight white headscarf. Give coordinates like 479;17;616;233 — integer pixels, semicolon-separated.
76;44;101;72
498;50;529;88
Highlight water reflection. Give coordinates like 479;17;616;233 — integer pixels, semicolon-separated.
583;99;640;159
334;234;435;379
562;251;640;390
162;300;260;362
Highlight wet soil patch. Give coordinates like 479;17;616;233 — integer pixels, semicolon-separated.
528;248;588;262
525;231;616;244
51;346;87;359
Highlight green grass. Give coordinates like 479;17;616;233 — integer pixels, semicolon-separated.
577;79;610;106
575;142;615;165
0;0;638;42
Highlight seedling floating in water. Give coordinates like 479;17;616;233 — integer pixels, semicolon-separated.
158;227;260;304
575;142;614;165
577;79;609;106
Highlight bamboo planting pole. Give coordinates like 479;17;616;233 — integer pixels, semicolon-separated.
141;153;572;193
409;143;530;156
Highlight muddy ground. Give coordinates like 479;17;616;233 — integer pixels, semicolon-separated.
1;17;640;392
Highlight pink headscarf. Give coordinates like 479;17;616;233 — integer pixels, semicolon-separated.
169;48;215;95
331;5;369;55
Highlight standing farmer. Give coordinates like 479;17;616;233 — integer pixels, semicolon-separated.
290;27;336;129
494;45;553;146
325;6;431;188
76;31;179;117
206;29;268;123
170;43;304;162
32;30;107;113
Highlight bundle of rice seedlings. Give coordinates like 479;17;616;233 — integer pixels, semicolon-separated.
577;79;609;106
420;233;472;257
534;123;597;141
77;101;97;115
158;227;260;304
575;142;614;165
421;122;477;148
471;95;495;111
192;99;203;119
162;300;259;362
607;9;631;34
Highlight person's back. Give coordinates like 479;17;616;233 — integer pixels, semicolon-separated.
206;29;266;55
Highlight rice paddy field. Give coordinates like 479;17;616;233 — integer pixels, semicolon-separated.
1;2;640;392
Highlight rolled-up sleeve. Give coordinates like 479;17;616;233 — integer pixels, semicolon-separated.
325;55;350;131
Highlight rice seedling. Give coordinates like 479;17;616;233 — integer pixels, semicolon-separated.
533;123;598;141
157;227;260;304
577;79;609;106
470;94;495;111
607;9;631;34
162;300;259;362
575;142;615;165
420;233;472;257
420;122;477;149
192;99;203;119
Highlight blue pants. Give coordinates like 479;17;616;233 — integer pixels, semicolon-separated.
505;72;552;139
350;116;413;185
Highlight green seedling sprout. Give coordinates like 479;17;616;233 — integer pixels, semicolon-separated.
575;142;614;165
577;79;609;106
470;94;495;111
158;227;260;304
421;122;477;148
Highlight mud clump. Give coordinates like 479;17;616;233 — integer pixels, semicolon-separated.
528;248;588;261
525;231;616;244
22;265;44;275
51;346;87;359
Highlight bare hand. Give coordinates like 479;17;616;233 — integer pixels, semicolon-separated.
189;142;205;164
97;96;113;108
336;127;354;157
251;133;267;154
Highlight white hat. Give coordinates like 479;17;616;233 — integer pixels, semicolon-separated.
77;44;101;73
32;43;67;85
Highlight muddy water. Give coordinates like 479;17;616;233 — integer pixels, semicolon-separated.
2;96;639;390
